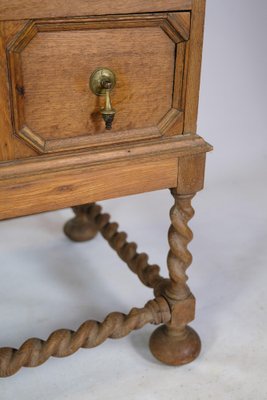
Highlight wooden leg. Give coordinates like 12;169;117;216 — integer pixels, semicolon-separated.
149;189;201;366
0;176;207;377
64;204;99;242
0;199;172;377
0;297;171;377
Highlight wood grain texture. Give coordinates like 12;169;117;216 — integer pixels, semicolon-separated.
6;14;190;154
0;297;170;377
22;27;174;138
0;135;211;220
0;21;27;161
158;109;184;136
20;127;162;154
184;0;206;133
0;135;212;180
0;21;38;161
0;158;178;220
0;22;14;161
13;133;38;159
150;190;201;366
173;42;187;110
0;0;193;21
0;0;210;378
167;12;191;41
177;153;206;194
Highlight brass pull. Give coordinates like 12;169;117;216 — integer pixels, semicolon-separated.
90;68;116;130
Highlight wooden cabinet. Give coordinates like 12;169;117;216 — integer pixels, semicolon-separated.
0;0;212;378
0;0;210;222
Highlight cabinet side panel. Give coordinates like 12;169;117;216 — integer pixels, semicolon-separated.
183;0;206;134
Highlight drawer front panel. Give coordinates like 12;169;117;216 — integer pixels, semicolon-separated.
22;28;174;138
7;13;190;154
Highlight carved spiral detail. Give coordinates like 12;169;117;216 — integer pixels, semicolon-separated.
0;297;170;377
166;192;195;300
84;203;165;289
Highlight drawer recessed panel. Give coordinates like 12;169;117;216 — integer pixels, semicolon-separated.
7;14;190;153
22;28;174;138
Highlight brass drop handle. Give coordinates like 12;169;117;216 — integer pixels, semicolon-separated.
90;68;116;130
101;79;116;130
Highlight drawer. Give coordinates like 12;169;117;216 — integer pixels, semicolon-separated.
0;0;210;220
6;13;191;154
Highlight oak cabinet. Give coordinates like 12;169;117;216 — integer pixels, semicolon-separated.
0;0;212;378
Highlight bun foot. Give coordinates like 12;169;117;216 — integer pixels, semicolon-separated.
149;325;201;366
64;205;98;242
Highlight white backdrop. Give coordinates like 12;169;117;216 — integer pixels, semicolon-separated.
1;1;267;398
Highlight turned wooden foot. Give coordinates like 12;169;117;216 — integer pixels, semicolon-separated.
64;204;98;242
0;189;205;377
149;190;201;366
149;325;201;366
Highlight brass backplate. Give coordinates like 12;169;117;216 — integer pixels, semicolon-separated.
89;68;116;96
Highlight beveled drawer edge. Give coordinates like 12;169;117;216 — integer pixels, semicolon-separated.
18;126;162;154
7;14;190;154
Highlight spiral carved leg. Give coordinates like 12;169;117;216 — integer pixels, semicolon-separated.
65;203;166;289
64;204;98;242
91;203;166;289
0;297;170;378
150;190;201;366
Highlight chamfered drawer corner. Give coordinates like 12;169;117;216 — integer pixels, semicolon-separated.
4;12;191;155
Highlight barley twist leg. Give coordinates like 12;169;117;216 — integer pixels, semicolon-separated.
149;190;201;366
166;192;195;301
88;203;165;289
64;203;166;289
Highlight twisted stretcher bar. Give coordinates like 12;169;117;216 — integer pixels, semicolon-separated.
0;191;200;377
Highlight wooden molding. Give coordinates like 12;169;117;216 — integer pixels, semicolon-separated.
19;126;46;153
0;135;212;220
7;13;191;154
167;12;191;41
158;109;184;136
0;135;212;181
45;128;161;154
0;1;193;21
